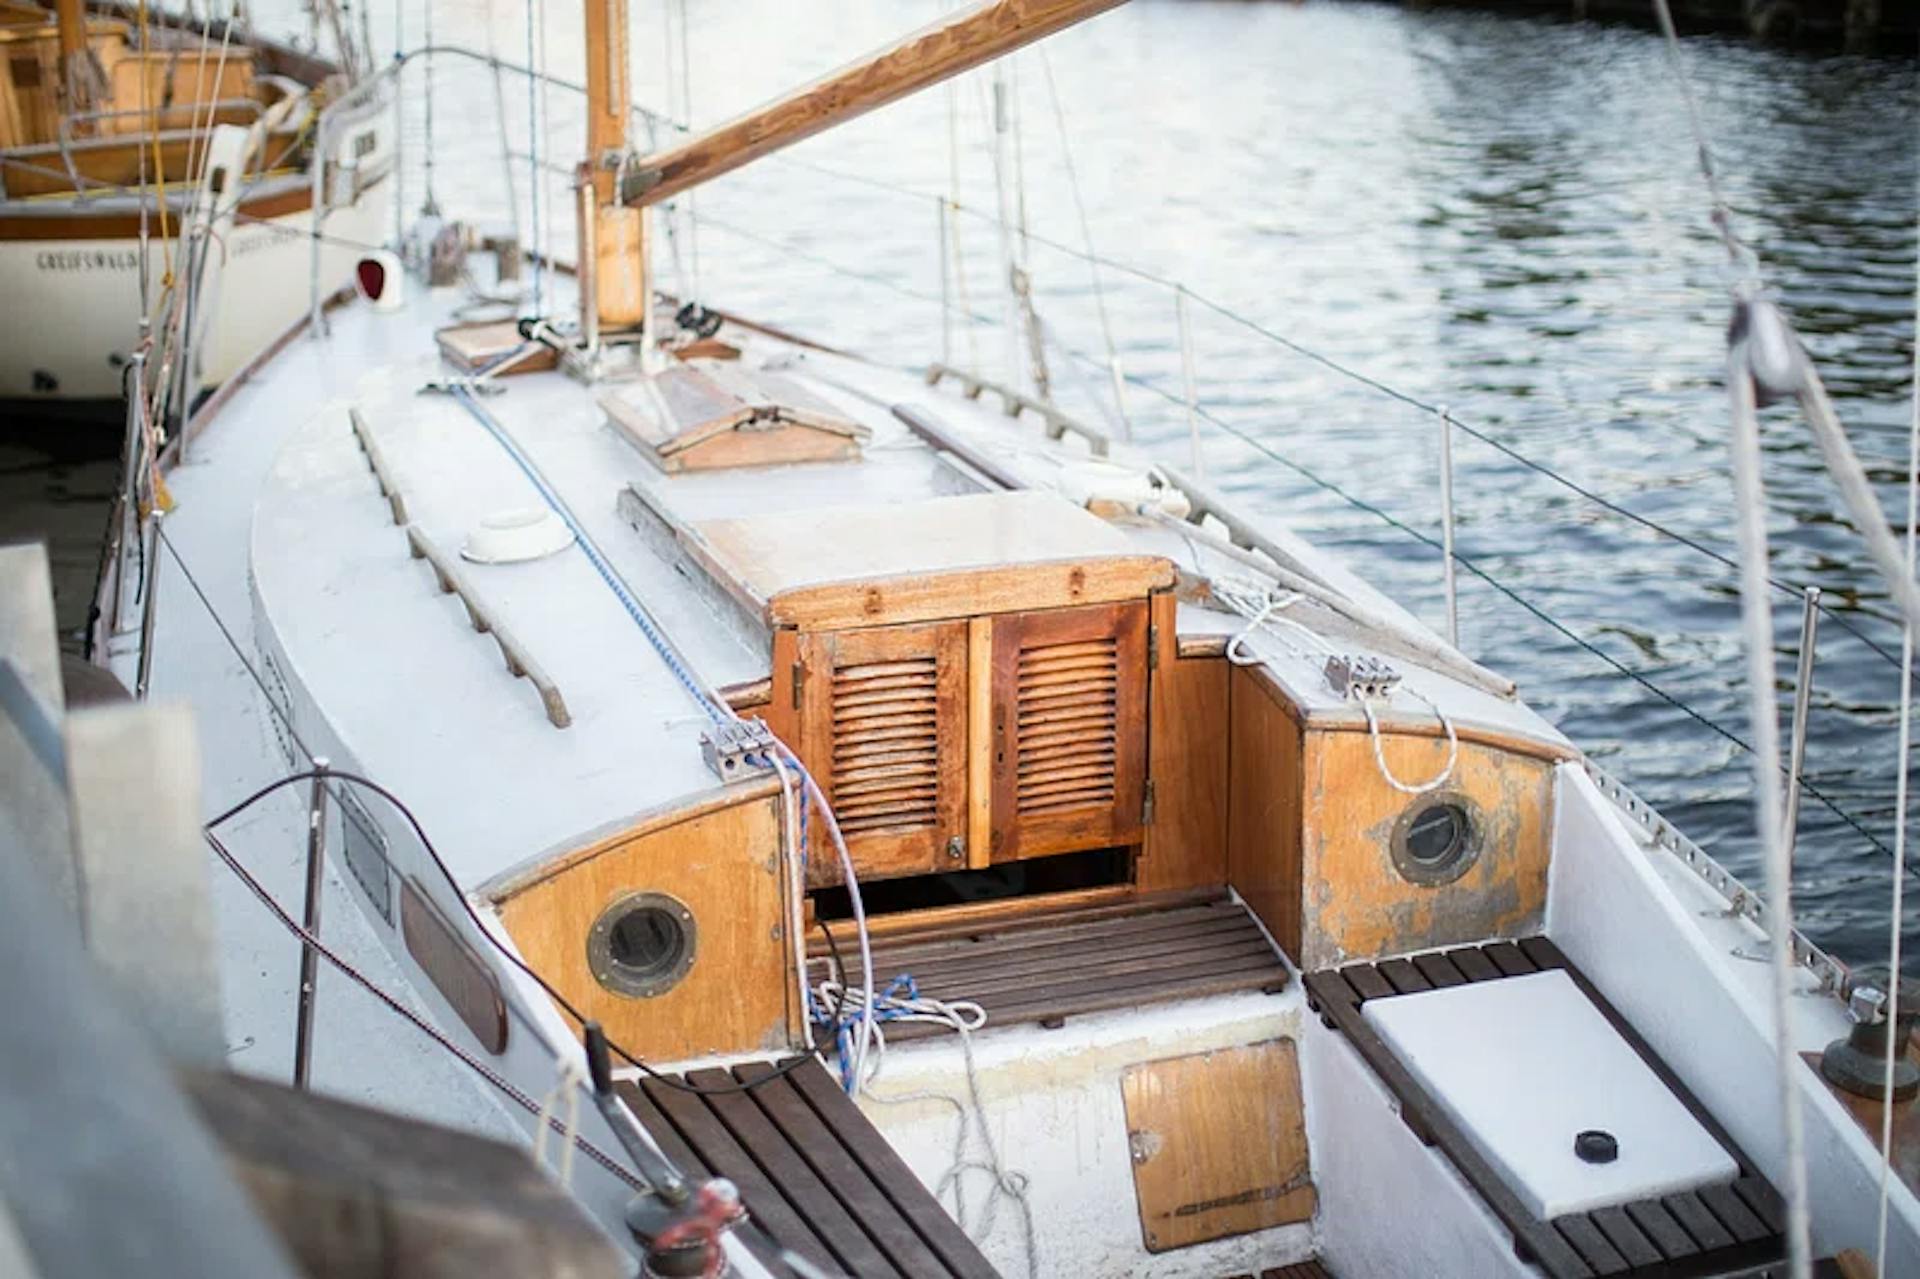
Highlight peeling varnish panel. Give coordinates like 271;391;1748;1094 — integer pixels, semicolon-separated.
1300;730;1553;971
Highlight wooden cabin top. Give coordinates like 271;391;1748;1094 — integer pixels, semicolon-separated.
685;490;1175;628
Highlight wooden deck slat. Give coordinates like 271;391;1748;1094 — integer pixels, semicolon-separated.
638;1076;839;1274
1343;964;1396;1003
1664;1190;1736;1252
1517;934;1572;973
906;935;1278;1002
1377;957;1432;994
1588;1205;1663;1269
1698;1182;1770;1244
1483;939;1537;976
786;1059;1002;1279
810;888;1226;954
867;900;1240;963
1413;951;1469;989
682;1067;902;1279
1623;1197;1701;1259
884;917;1269;987
1732;1176;1786;1234
835;897;1286;1040
730;1062;956;1279
1447;946;1503;984
823;890;1228;955
1556;1214;1628;1275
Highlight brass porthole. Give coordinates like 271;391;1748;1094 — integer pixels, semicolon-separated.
1389;793;1483;887
588;891;698;999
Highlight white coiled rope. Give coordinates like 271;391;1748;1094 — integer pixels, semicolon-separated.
813;977;1038;1279
1214;575;1457;794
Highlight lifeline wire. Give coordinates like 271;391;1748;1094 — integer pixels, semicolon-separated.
148;412;854;1098
1048;334;1913;871
203;827;646;1190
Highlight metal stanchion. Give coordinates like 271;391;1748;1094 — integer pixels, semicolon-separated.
1784;586;1821;862
292;757;332;1089
135;512;163;699
1438;407;1459;649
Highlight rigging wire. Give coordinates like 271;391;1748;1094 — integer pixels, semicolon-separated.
1873;131;1920;1279
1043;333;1915;871
202;826;648;1190
151;520;853;1099
1649;2;1818;1271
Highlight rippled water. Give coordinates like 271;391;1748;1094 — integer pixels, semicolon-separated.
7;0;1916;968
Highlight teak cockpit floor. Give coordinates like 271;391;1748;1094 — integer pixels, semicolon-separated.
1305;938;1786;1279
617;1057;998;1279
811;890;1290;1044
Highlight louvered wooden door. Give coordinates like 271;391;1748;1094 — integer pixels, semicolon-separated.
988;601;1148;862
791;621;969;885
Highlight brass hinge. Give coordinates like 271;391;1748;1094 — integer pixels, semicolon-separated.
1147;623;1160;670
790;661;805;709
1142;778;1156;826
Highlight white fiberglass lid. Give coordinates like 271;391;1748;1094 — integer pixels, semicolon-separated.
1361;968;1738;1219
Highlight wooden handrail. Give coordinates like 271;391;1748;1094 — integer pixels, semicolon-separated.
405;525;572;730
628;0;1125;208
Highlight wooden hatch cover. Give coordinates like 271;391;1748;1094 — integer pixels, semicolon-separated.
601;360;870;473
434;320;561;375
681;489;1175;630
1121;1038;1316;1253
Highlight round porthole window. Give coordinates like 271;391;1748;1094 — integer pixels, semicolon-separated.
1389;795;1482;886
588;892;698;999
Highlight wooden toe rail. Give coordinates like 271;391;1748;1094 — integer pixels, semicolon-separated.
1304;938;1784;1279
616;1057;998;1279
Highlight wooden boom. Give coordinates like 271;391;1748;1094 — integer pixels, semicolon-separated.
629;0;1125;208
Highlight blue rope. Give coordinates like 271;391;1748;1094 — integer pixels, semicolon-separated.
448;385;724;722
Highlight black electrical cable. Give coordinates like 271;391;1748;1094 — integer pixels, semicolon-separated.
207;767;857;1096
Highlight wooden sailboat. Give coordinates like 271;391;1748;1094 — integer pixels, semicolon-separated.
83;0;1920;1275
0;0;388;419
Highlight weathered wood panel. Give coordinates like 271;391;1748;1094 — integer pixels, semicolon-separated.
1228;663;1306;961
1140;590;1228;894
1120;1038;1316;1252
988;600;1147;861
493;789;794;1061
1299;727;1553;969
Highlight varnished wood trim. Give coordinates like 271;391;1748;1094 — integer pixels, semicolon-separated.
1230;654;1574;764
720;676;771;714
481;775;782;904
766;556;1174;630
966;616;993;871
816;884;1151;947
0;181;312;240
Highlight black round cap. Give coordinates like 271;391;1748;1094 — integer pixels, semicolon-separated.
1574;1129;1619;1164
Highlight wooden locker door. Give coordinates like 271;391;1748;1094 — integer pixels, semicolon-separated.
989;601;1148;862
791;621;969;886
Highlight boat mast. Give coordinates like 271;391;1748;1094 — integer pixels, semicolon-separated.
53;0;103;119
578;0;647;333
574;0;1125;344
